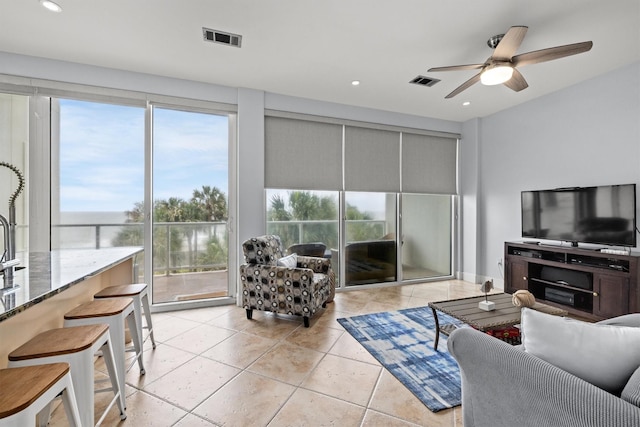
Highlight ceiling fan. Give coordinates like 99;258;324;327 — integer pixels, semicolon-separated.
428;26;593;99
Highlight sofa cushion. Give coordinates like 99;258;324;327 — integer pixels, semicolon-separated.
277;253;297;268
521;307;640;394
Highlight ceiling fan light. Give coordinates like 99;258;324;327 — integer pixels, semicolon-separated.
481;65;514;86
40;0;62;12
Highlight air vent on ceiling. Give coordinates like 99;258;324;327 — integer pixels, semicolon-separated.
409;75;440;87
202;27;242;48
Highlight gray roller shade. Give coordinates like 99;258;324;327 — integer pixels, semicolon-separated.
402;133;457;194
344;126;400;192
265;116;342;190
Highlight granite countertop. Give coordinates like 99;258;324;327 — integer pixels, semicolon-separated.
0;246;143;321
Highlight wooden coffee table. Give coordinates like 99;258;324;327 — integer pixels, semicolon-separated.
428;293;568;350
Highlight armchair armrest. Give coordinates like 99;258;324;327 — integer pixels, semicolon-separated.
296;256;331;274
241;263;315;280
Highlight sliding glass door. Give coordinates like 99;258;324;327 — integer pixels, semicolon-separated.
400;193;452;280
344;192;397;286
151;106;231;304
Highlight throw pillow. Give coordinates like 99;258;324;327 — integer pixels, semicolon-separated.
521;307;640;394
277;253;297;268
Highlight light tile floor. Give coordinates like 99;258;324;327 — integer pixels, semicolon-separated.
50;279;485;426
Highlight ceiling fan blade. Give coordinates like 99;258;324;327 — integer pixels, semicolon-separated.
503;69;528;92
512;41;593;67
445;73;481;99
428;64;484;72
492;26;528;60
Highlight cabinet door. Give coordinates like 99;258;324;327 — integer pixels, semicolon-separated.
593;273;629;318
507;258;528;292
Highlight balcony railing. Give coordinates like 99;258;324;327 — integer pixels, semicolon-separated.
266;219;387;249
52;222;228;276
51;218;387;275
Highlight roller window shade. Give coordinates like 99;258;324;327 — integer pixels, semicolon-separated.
402;133;457;194
265;117;342;190
344;126;400;192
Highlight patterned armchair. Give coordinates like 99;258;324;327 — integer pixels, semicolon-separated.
240;235;333;327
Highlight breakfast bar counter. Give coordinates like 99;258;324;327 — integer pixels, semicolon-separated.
0;247;142;368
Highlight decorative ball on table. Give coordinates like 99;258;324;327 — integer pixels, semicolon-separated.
512;289;536;308
478;279;495;311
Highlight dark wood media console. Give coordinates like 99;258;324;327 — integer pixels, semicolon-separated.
504;241;640;320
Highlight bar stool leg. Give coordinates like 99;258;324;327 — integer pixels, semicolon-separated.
126;310;145;375
101;337;127;417
140;289;156;349
60;370;82;427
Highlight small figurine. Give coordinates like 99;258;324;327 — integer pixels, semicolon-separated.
478;279;495;311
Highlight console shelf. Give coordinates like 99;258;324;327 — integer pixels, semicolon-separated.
504;241;639;320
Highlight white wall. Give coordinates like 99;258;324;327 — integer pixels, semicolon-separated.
463;62;640;286
459;118;480;283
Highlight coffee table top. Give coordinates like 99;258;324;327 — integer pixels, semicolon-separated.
428;293;568;330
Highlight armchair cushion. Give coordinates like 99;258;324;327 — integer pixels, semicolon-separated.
521;308;640;394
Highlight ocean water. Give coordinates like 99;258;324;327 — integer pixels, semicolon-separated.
56;211;135;249
54;211;226;251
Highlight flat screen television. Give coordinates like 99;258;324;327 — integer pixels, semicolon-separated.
521;184;637;247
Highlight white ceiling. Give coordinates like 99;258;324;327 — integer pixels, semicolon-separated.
1;0;639;122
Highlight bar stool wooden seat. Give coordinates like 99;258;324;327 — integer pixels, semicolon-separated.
8;324;125;427
64;298;144;400
0;362;81;427
94;283;156;352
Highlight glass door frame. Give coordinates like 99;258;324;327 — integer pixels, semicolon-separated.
334;192;457;292
144;101;237;311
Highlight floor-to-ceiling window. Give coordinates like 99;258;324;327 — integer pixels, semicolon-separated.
265;189;339;255
401;193;452;280
0;94;28;256
344;192;397;286
264;114;458;290
151;106;231;304
52;99;145;254
1;84;237;309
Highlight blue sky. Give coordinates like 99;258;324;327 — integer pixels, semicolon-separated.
59;100;229;212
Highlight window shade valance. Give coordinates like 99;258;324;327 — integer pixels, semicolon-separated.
265;116;342;190
344;126;400;192
402;133;457;194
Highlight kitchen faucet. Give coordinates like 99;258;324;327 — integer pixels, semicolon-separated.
0;162;25;288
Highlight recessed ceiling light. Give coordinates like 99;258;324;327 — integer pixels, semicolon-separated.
40;0;62;12
351;80;360;86
462;101;471;106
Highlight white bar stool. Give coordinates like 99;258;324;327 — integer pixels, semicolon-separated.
94;283;156;353
0;362;82;427
8;324;125;427
64;298;144;399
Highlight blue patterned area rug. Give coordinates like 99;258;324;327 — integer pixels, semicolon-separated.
337;306;463;412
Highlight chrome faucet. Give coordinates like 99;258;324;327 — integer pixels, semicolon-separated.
0;162;24;289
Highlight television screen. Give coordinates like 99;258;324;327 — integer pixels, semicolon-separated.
521;184;637;247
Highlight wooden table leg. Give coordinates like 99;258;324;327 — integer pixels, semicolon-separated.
431;307;440;351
